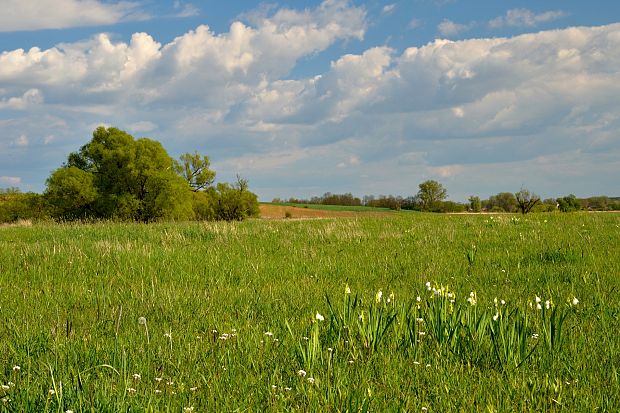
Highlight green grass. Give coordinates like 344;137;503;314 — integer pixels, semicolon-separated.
262;202;394;212
0;213;619;411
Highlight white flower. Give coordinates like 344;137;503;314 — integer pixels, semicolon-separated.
284;387;292;391
48;389;55;395
1;385;9;391
155;389;162;394
138;317;147;325
545;300;551;309
297;369;307;377
66;410;74;413
387;292;395;303
536;303;542;310
164;332;172;339
416;296;421;302
572;297;579;306
127;388;136;394
271;385;277;390
425;282;431;291
307;377;315;384
264;331;273;337
12;366;20;372
493;313;499;321
190;387;198;391
345;284;351;294
184;407;194;413
132;373;141;381
376;290;383;303
315;312;324;321
501;299;506;305
155;377;163;382
535;296;541;303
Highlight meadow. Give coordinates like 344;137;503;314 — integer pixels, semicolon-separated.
0;213;619;412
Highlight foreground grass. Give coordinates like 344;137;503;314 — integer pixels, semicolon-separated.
0;213;619;411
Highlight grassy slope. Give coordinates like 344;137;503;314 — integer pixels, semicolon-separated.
0;213;619;411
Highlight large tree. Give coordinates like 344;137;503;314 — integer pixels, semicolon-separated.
417;180;448;211
47;127;192;222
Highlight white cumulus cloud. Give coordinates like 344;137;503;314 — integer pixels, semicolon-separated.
0;0;146;32
489;9;567;29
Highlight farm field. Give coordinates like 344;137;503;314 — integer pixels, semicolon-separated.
0;213;619;411
259;203;394;219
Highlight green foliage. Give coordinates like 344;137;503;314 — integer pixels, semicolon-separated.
44;167;98;220
485;192;518;212
47;127;193;222
558;194;581;212
417;180;448;211
210;178;260;221
0;189;46;223
469;195;482;212
174;151;216;192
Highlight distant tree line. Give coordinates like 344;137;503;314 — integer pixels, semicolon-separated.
0;127;259;224
272;180;620;214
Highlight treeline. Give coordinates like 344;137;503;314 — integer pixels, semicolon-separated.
273;181;620;213
0;127;259;224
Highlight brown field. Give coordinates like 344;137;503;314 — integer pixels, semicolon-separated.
258;204;393;219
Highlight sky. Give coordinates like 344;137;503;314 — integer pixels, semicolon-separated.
1;0;619;202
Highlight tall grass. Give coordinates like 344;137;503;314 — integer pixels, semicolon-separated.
0;213;618;410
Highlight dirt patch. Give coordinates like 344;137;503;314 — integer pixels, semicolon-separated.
259;204;393;219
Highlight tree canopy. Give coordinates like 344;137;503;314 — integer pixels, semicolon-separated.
44;127;258;222
417;180;448;211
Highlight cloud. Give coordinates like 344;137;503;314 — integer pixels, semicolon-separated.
0;0;146;32
382;4;396;15
0;176;21;185
0;89;43;110
13;135;29;147
173;1;200;18
489;9;567;29
0;2;619;199
437;19;474;37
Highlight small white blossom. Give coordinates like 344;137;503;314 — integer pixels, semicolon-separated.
297;370;307;377
545;300;551;310
416;296;421;302
138;317;147;325
127;388;136;394
572;297;579;306
184;407;194;413
132;373;141;381
345;285;351;294
536;303;542;310
307;377;315;384
315;312;324;321
1;385;9;391
535;296;541;303
493;313;499;321
264;331;273;337
425;282;431;291
376;290;383;303
12;366;20;372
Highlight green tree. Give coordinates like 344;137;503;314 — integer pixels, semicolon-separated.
44;166;98;219
486;192;518;213
212;176;260;221
175;151;216;192
51;127;192;222
557;194;581;212
515;188;540;214
417;180;448;211
469;196;481;212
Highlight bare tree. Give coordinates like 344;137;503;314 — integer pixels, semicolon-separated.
515;188;540;214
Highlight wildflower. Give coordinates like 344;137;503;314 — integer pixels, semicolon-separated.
327;347;333;352
418;331;426;336
345;284;351;294
413;361;420;365
307;377;315;384
571;297;579;306
264;331;273;337
416;296;421;302
501;299;506;305
535;296;541;304
190;387;198;391
302;336;309;341
271;385;277;390
376;290;383;303
348;360;354;364
425;282;431;291
155;377;163;382
127;388;136;394
66;410;74;413
284;387;292;391
184;407;194;413
422;408;428;412
536;303;542;310
48;389;55;395
138;317;147;325
155;389;162;394
545;300;552;309
493;313;499;321
1;385;9;391
532;333;539;339
12;366;20;372
164;332;172;339
297;370;307;377
315;312;324;321
132;373;141;381
387;292;395;303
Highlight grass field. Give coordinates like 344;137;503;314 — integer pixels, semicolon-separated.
0;213;619;411
262;202;393;212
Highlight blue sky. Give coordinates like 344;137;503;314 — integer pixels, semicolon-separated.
1;0;619;201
